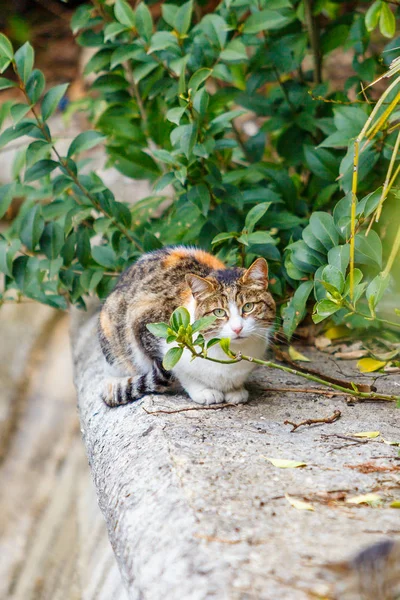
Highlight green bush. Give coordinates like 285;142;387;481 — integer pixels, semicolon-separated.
0;0;399;337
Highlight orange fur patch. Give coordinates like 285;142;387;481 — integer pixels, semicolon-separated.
163;247;226;270
180;287;193;304
100;310;113;340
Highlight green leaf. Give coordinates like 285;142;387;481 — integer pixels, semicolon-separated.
162;4;179;28
163;346;183;370
220;40;248;62
111;147;161;179
0;183;14;219
170;124;197;159
175;0;193;35
115;0;136;27
188;68;212;93
135;2;153;42
25;159;58;183
244;202;271;233
192;315;217;333
379;2;395;38
132;61;158;83
41;83;69;121
313;299;341;323
20;204;45;251
343;268;363;298
0;57;11;74
26;69;45;104
40;222;64;260
200;14;227;49
148;31;179;53
0;77;17;91
321;265;345;294
92;245;117;269
365;0;382;31
211;232;238;246
282;280;313;339
0;34;13;60
246;231;276;245
0;239;20;277
220;337;233;357
304;145;339;181
67;131;106;157
188;184;210;216
327;244;350;277
309;212;339;251
0;121;36;150
166;106;186;126
10;103;30;125
243;8;296;33
104;22;129;42
171;307;190;329
14;42;34;84
146;322;170;338
366;272;390;312
354;231;382;268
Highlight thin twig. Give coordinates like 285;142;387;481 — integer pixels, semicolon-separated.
284;410;341;432
303;0;322;84
142;403;237;415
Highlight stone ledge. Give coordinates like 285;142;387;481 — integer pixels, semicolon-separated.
71;304;400;600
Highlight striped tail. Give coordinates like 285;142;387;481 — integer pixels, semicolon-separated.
102;361;172;408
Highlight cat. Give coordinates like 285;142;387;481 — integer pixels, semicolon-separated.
98;246;276;407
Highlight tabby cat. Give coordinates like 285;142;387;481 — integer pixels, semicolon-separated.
98;246;276;407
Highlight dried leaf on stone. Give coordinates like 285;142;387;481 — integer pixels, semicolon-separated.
285;493;314;511
314;336;332;351
352;431;380;438
357;357;387;373
346;493;382;506
288;346;310;362
335;349;368;360
390;500;400;508
264;457;307;468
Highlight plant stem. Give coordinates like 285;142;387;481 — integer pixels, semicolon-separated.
191;350;399;402
303;0;322;85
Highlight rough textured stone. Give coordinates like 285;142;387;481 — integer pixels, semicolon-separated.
71;304;400;600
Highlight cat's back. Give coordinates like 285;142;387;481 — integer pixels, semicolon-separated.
114;246;226;297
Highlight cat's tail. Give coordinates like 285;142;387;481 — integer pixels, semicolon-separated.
101;361;172;407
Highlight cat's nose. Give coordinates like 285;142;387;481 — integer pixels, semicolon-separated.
231;324;243;335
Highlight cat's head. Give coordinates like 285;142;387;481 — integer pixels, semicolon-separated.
185;258;276;342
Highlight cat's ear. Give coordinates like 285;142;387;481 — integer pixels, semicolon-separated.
241;258;269;288
185;274;216;298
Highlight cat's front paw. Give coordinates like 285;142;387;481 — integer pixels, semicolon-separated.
190;388;225;406
225;388;249;405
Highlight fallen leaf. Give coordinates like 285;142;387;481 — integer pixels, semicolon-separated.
346;493;382;506
383;364;400;373
352;431;380;439
264;457;307;469
288;346;310;362
285;493;314;511
371;349;400;361
335;349;368;360
382;439;400;446
390;500;400;508
314;336;332;351
357;358;387;373
324;325;350;340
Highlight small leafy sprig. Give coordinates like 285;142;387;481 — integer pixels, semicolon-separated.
147;307;400;405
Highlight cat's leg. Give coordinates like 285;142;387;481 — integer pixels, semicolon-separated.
178;376;225;406
101;361;172;407
224;388;249;405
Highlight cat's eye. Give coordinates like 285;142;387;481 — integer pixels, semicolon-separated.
242;302;255;314
213;308;227;318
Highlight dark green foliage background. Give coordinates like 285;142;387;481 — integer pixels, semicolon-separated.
0;0;399;337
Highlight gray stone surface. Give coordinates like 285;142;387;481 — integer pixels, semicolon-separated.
71;305;400;600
